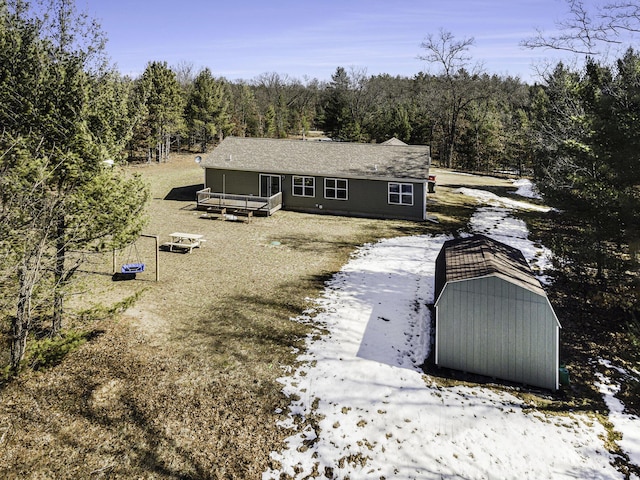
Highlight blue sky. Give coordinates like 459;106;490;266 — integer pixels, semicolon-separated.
83;0;576;83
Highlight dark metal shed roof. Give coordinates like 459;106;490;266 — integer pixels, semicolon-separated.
435;234;547;299
201;137;431;181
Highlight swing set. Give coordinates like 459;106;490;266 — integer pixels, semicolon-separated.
113;234;159;281
121;242;145;274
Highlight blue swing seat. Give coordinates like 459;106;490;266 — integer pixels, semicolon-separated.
121;262;145;274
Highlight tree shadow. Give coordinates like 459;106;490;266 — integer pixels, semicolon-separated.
168;275;328;365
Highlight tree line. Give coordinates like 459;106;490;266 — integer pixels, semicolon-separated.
1;0;639;375
531;53;640;316
116;58;535;177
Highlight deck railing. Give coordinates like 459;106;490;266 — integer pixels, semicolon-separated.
196;188;282;215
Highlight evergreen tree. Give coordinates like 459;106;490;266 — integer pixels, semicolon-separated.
228;82;261;137
0;140;56;374
264;104;278;138
0;0;149;372
457;98;503;172
186;68;232;152
136;61;183;162
531;63;603;272
322;67;354;140
589;50;640;272
408;73;441;147
87;70;137;157
532;53;640;290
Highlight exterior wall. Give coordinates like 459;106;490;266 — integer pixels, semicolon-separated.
434;246;447;301
204;168;262;196
435;275;559;390
204;168;427;221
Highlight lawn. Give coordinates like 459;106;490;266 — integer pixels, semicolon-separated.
1;155;498;478
17;156;634;479
3;155;637;479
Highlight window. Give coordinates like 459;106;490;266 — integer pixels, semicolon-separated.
388;182;414;205
324;178;348;200
293;175;315;197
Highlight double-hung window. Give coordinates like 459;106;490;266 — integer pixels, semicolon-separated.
293;175;315;197
324;178;348;200
388;182;414;205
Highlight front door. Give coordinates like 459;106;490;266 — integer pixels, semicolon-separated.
260;174;281;197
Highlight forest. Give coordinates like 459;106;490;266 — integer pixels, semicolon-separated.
107;61;533;174
0;0;638;376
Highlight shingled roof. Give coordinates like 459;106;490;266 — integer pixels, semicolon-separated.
435;234;546;299
201;137;431;181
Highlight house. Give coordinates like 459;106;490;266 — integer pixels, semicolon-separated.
434;234;561;390
197;137;431;221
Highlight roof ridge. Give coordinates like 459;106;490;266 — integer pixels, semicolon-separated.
223;136;429;149
440;234;545;296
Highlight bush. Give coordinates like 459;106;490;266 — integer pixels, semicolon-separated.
25;331;88;371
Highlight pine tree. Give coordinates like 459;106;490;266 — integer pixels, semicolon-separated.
323;67;355;141
0;0;150;372
136;61;183;162
532;53;640;292
186;68;232;152
228;83;261;137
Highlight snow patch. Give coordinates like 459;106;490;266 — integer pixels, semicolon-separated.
469;205;554;284
458;186;551;212
595;359;640;471
513;178;542;199
264;188;635;479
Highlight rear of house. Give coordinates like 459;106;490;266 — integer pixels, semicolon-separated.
200;137;431;221
434;235;561;390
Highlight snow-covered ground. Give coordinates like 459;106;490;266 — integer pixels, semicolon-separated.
457;186;551;212
595;359;640;470
263;183;639;480
512;178;542;200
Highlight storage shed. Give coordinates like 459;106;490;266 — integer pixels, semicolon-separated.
434;235;561;390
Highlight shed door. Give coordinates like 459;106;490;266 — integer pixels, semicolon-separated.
260;174;281;197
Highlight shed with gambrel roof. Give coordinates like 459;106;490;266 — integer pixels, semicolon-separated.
198;137;431;221
434;234;561;390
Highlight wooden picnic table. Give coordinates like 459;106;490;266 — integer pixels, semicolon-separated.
164;232;205;253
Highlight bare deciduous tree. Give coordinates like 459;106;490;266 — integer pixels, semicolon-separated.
418;29;486;168
522;0;640;56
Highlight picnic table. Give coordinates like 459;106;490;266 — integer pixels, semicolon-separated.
163;232;205;253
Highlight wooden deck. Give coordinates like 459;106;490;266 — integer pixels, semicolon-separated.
196;189;282;216
199;206;255;222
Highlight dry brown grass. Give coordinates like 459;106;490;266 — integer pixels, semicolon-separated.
0;157;508;479
0;156;424;478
